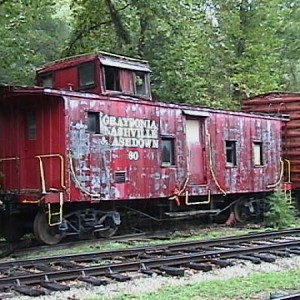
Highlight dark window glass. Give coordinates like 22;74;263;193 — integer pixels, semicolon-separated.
104;66;121;91
27;112;37;140
226;141;237;166
79;62;95;88
87;112;100;133
161;138;175;166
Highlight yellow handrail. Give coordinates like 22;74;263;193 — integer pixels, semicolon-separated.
206;131;227;195
284;159;291;183
0;157;20;162
267;157;284;188
35;154;66;194
185;189;211;205
284;158;292;204
47;192;64;226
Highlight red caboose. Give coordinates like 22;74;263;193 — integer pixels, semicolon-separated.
0;52;285;244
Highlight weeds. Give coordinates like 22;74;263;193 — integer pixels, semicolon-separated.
264;190;297;229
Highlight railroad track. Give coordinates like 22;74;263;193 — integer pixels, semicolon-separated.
271;293;300;300
1;228;300;298
0;230;174;259
0;218;208;258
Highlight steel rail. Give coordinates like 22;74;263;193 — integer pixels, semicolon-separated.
271;293;300;300
0;238;300;289
1;228;300;270
11;232;149;256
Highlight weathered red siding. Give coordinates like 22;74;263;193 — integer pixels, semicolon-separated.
0;88;283;205
0;90;65;197
64;92;283;203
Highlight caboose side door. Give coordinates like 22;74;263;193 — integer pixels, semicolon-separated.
186;118;207;184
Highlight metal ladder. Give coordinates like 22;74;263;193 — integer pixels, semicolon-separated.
47;192;64;226
283;159;292;204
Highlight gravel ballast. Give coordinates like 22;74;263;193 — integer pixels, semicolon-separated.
3;255;300;300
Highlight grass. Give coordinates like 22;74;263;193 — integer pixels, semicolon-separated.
18;225;262;259
18;241;131;259
86;268;300;300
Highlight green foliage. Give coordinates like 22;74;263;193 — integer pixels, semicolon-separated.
264;190;297;229
2;0;300;106
0;0;70;85
66;0;300;108
279;1;300;91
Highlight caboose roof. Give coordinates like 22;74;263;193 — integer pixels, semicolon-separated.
37;51;151;74
0;85;288;121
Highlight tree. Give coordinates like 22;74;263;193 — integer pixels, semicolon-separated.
278;1;300;91
2;0;296;108
67;0;297;108
213;0;284;100
0;0;70;85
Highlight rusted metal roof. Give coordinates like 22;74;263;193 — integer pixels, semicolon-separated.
37;51;151;74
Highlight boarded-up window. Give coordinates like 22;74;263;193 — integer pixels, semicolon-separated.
87;112;100;133
253;142;263;166
161;137;175;166
104;66;121;91
79;62;95;89
226;141;237;166
27;112;37;140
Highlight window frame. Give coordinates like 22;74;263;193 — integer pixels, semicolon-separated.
161;136;176;167
225;140;237;167
27;112;37;141
87;111;100;134
40;73;53;88
133;71;150;97
253;141;264;166
79;61;96;90
103;66;121;91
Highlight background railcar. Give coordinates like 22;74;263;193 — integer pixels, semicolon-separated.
0;53;286;244
242;93;299;195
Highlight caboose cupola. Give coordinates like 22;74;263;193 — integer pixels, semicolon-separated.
37;51;152;100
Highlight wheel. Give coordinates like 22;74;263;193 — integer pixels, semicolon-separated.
95;226;118;238
33;211;64;245
234;198;259;223
94;214;119;238
1;214;25;242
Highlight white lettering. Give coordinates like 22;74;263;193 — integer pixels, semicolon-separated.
98;112;160;149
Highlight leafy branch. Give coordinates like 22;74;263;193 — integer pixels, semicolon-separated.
63;20;112;56
105;0;131;44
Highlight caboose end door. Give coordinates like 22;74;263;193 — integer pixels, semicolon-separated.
185;118;207;185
